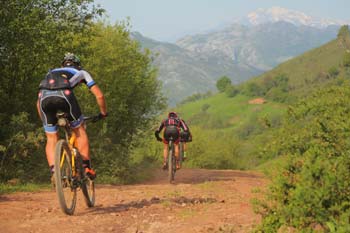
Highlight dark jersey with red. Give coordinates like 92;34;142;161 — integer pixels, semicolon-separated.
155;117;188;144
156;117;188;133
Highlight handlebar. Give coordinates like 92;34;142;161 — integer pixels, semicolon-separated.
84;113;107;123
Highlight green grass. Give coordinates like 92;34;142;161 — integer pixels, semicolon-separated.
254;155;288;175
245;38;347;98
176;93;286;130
166;35;350;172
148;32;350;173
0;183;50;195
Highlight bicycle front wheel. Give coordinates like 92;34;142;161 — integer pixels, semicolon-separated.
54;139;77;215
76;154;95;207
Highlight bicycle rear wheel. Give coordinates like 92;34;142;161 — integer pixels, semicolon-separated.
76;154;95;207
168;141;176;183
54;139;77;215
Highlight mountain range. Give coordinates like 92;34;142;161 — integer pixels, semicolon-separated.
132;7;346;106
238;6;349;28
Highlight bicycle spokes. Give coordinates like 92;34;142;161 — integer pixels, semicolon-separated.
55;139;77;215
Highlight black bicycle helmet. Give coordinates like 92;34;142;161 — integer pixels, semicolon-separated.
168;111;178;118
61;52;81;68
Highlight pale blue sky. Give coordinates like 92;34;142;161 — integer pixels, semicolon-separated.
95;0;350;42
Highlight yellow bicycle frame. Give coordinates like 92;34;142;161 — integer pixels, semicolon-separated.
59;131;78;176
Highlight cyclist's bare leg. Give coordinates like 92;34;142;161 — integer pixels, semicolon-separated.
73;125;90;160
73;125;96;178
163;143;169;163
183;142;187;159
175;143;179;159
175;143;181;169
45;132;58;167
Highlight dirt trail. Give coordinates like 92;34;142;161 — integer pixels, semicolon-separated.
0;168;266;233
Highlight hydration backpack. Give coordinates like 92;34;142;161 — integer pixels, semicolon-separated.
39;70;72;90
165;117;180;127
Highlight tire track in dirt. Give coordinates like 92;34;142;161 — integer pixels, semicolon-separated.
0;168;266;233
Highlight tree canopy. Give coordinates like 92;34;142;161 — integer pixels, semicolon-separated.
0;0;165;183
216;76;232;92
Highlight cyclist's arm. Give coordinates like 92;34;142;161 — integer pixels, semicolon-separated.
90;85;107;116
155;121;165;139
36;99;42;120
179;119;189;132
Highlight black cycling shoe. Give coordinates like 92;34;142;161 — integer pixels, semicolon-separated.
85;167;96;180
162;163;168;170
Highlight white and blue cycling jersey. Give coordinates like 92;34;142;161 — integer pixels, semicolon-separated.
49;67;96;89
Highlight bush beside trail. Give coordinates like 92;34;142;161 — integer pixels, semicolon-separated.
254;85;350;232
0;1;165;184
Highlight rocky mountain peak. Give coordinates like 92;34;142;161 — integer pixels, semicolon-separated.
242;6;348;28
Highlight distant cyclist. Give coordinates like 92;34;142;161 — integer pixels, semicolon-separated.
154;112;189;170
179;119;192;160
36;53;107;180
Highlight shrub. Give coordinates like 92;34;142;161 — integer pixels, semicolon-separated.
242;82;263;96
255;86;350;232
328;66;340;78
216;76;232;92
343;52;350;67
201;103;210;112
225;85;240;98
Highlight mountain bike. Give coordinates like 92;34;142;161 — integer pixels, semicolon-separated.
54;113;101;215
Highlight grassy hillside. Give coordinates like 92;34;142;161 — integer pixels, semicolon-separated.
165;93;286;169
240;29;350;102
155;26;350;171
176;93;284;130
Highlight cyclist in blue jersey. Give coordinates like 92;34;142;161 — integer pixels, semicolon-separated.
36;53;107;180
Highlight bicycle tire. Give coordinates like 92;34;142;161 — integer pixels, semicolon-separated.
54;139;77;215
76;153;95;207
168;141;176;183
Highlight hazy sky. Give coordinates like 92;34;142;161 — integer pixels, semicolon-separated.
95;0;350;42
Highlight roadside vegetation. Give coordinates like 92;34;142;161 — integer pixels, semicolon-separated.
0;0;165;188
169;25;350;232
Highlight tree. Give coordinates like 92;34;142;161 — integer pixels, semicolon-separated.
225;85;240;98
337;25;350;49
0;0;103;119
0;2;165;183
337;25;350;39
242;82;263;96
78;22;166;182
216;76;232;92
0;0;103;182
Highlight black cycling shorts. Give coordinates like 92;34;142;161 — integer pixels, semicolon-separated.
38;89;83;133
163;126;180;144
